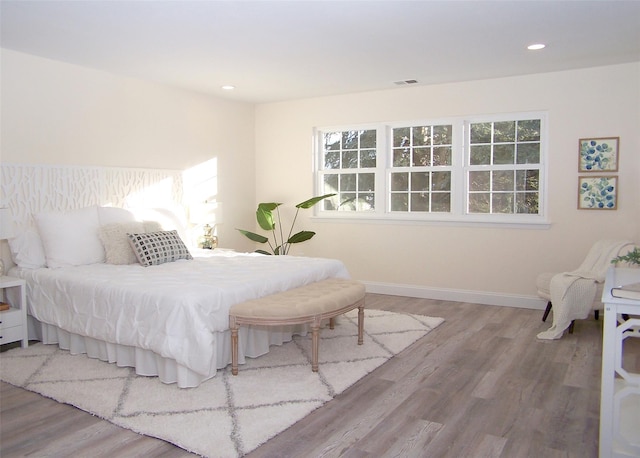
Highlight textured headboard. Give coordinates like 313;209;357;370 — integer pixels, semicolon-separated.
0;163;184;228
0;163;186;270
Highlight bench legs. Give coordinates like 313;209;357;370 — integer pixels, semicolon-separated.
231;302;365;375
230;318;239;376
311;324;320;372
310;303;365;372
358;304;364;345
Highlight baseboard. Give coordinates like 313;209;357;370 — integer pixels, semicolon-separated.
362;281;547;310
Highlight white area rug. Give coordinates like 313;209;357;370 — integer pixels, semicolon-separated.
0;310;443;457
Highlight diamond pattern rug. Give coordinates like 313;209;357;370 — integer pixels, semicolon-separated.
0;309;443;457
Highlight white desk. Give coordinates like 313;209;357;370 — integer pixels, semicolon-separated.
0;276;28;348
600;267;640;458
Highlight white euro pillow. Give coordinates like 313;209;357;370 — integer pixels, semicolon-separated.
8;226;46;269
34;206;104;268
97;206;136;225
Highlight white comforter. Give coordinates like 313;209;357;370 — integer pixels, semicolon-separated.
17;250;350;376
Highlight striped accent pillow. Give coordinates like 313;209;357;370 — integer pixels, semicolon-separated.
127;230;192;267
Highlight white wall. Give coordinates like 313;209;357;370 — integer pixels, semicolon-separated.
255;63;640;305
2;49;638;306
0;49;257;250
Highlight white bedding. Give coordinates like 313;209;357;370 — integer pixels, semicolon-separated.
13;250;350;386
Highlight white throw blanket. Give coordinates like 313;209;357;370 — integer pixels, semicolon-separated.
537;240;634;340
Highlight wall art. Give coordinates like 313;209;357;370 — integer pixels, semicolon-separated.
578;175;617;210
578;137;619;172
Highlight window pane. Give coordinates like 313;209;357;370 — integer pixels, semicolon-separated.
517;119;540;142
391;193;408;211
360;193;375;211
432;171;451;191
516;170;539;191
342;150;358;168
391;172;408;191
413;147;430;167
412;126;431;146
469;193;490;213
516;143;540;164
469;171;490;191
517;192;539;214
342;131;359;149
431;193;451;212
433;146;452;166
493;193;514;213
433;125;452;145
360;130;377;148
494;144;515;164
323;195;339;211
341;173;356;191
393;128;410;147
494;121;515;142
493;170;514;191
410;193;429;211
325;151;340;169
324;174;338;193
361;149;377;168
339;193;357;210
411;172;429;191
324;132;341;151
470;122;492;144
470;145;491;165
393;149;410;167
358;173;375;192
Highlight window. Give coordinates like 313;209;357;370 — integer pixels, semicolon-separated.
467;119;541;215
315;112;547;226
390;123;453;213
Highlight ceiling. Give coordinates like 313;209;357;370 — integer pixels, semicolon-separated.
1;1;639;104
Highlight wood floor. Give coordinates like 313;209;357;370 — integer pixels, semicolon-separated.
2;294;636;457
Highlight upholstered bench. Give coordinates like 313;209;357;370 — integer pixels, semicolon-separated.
229;278;365;375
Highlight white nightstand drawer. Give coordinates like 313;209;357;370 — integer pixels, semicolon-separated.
0;324;24;344
0;309;23;329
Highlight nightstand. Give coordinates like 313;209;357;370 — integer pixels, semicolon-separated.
0;276;28;348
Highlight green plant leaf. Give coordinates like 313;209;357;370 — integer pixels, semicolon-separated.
258;202;281;212
236;229;269;243
256;206;275;231
255;249;272;255
287;231;316;244
295;193;336;209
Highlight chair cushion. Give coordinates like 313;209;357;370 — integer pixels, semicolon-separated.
536;271;605;310
536;272;554;299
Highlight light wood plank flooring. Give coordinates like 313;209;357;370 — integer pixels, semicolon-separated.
2;294;636;457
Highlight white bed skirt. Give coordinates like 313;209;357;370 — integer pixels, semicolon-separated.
27;315;308;388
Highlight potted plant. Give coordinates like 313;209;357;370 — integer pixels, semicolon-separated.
611;247;640;266
237;193;335;255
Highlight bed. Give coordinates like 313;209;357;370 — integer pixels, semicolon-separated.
1;164;350;388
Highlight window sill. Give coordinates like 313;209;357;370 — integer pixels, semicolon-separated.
312;213;551;230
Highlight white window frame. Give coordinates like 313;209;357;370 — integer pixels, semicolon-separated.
313;111;549;229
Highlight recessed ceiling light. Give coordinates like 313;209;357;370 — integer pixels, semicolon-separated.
527;43;546;50
221;85;235;90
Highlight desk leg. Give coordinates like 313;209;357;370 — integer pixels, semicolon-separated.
599;304;616;458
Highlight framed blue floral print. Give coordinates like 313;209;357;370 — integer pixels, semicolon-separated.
578;176;617;210
578;137;619;172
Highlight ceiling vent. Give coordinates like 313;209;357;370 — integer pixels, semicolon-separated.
393;79;419;86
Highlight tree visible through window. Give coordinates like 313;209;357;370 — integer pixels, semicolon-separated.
467;119;541;214
321;129;377;211
315;112;546;225
390;124;453;212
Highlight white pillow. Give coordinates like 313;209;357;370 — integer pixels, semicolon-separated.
98;206;136;225
130;207;189;242
8;226;46;269
98;221;145;265
34;206;104;268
